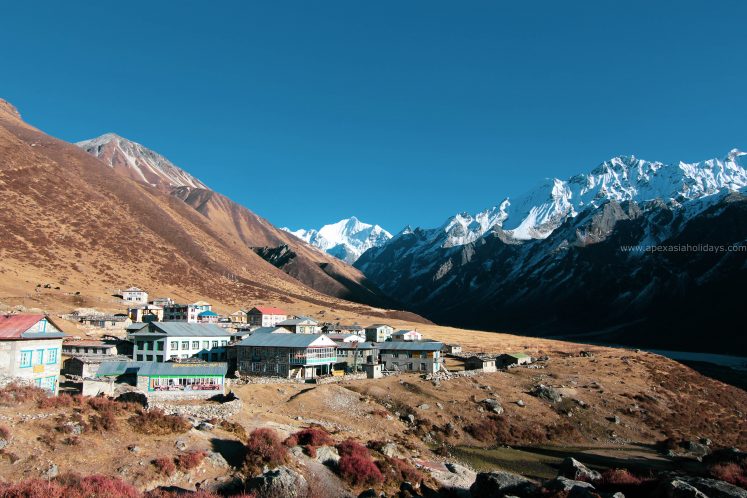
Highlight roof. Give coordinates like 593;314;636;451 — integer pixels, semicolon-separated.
0;314;65;340
126;322;148;332
131;322;230;338
63;340;117;348
392;330;420;336
277;317;318;326
465;355;495;362
129;304;163;310
378;341;444;352
66;354;132;365
334;341;378;350
501;353;531;359
124;287;144;292
326;333;362;341
249;306;287;315
96;361;228;377
198;310;218;317
365;324;392;329
237;330;336;348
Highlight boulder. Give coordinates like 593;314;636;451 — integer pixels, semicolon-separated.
358;490;378;498
381;442;407;459
245;466;309;498
315;445;340;465
470;470;537;498
678;477;747;498
175;439;188;451
205;451;229;469
545;476;595;492
530;384;562;403
197;421;215;431
558;457;601;482
481;398;504;415
429;462;476;497
418;404;431;410
660;479;708;498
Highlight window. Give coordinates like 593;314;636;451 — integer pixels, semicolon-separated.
156;355;163;363
420;363;426;371
181;341;189;350
136;354;143;361
202;341;209;349
220;340;227;346
212;341;218;348
47;348;58;364
20;351;32;368
171;341;178;350
34;349;44;365
146;355;153;361
192;341;199;349
156;341;164;351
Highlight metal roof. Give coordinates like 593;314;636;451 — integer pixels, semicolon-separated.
277;317;318;326
131;322;231;338
365;324;392;329
0;314;65;340
378;341;444;351
96;361;227;377
502;353;531;359
334;341;379;350
237;331;336;348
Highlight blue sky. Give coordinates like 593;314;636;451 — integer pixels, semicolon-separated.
2;1;746;233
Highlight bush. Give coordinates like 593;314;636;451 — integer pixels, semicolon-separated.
0;382;47;406
286;427;334;448
89;411;118;432
219;420;247;440
153;456;176;477
0;424;10;440
465;417;503;443
709;462;747;488
129;409;190;436
56;474;140;498
598;468;644;486
38;394;78;409
338;454;384;487
376;456;423;485
176;451;206;472
335;439;384;487
336;439;370;459
244;428;287;475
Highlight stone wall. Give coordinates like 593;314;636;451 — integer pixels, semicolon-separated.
149;398;242;420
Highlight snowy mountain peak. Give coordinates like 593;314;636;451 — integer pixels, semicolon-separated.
76;133;208;191
282;217;393;263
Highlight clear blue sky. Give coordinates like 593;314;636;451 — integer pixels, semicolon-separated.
2;1;746;233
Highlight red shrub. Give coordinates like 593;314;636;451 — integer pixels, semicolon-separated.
710;462;747;488
176;451;207;471
0;382;47;406
58;474;140;498
153;456;176;476
0;424;10;440
219;420;247;440
38;394;77;409
245;428;288;475
89;411;118;432
338;454;384;487
304;445;317;458
0;479;67;498
599;469;644;486
336;439;370;459
287;427;334;448
130;409;190;435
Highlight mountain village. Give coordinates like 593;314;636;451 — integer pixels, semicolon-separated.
0;285;536;401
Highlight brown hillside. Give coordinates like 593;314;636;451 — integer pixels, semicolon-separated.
0;98;398;316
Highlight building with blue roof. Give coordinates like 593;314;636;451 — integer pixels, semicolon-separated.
236;327;337;379
95;360;228;399
128;322;231;363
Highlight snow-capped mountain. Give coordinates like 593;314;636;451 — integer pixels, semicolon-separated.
76;133;208;191
283;217;393;263
355;150;747;353
382;150;747;257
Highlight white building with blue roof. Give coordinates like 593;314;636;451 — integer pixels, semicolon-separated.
128;322;231;363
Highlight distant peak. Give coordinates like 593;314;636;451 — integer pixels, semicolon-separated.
727;148;746;161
